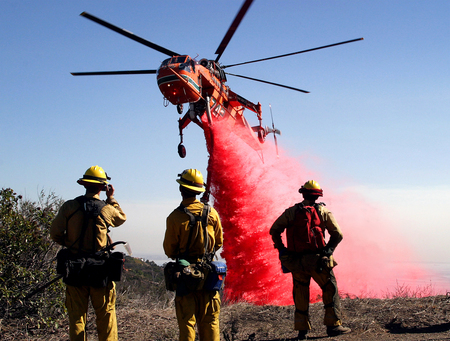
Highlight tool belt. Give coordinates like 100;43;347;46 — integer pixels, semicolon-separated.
164;259;227;292
56;243;125;287
280;250;337;273
164;259;207;292
181;261;211;291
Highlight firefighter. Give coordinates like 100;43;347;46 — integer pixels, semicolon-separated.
269;180;351;340
163;169;223;341
50;166;127;341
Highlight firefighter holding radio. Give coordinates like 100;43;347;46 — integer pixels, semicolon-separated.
50;165;127;341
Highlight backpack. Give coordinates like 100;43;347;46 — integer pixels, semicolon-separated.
56;196;124;287
286;203;326;253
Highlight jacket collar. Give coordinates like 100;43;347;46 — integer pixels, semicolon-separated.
181;197;200;206
302;199;316;206
85;193;100;200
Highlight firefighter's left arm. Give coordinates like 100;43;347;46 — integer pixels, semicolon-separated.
211;208;223;251
321;208;343;253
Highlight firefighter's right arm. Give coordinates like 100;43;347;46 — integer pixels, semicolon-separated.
163;215;180;260
269;208;292;250
103;196;127;228
50;203;69;246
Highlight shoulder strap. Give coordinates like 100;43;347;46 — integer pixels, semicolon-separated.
84;198;107;217
295;202;313;214
313;203;326;237
75;196;90;254
177;204;196;259
201;204;210;228
67;196;107;254
65;196;84;223
295;202;325;213
177;203;211;260
64;196;85;252
295;202;304;210
200;204;212;261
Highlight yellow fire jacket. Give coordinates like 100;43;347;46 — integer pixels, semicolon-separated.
270;199;343;251
164;198;223;261
50;193;127;253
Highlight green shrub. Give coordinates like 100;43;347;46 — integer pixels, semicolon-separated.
0;188;65;328
116;257;174;309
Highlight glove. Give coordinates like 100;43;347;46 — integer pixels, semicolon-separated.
321;245;335;257
281;264;291;274
278;247;291;273
278;247;289;261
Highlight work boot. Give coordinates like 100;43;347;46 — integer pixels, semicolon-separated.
327;325;351;336
297;330;308;340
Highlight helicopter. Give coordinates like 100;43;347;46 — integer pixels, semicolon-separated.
72;0;363;158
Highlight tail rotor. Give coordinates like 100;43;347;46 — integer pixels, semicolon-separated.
266;104;281;156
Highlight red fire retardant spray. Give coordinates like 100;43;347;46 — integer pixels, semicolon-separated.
202;117;447;305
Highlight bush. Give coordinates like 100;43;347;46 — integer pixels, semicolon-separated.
0;188;65;328
116;257;174;309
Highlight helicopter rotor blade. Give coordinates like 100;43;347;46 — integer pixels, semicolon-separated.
71;69;157;76
273;133;279;157
223;37;364;68
269;104;280;157
225;72;309;93
80;12;179;57
214;0;254;63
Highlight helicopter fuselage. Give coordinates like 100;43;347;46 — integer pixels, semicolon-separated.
157;55;265;151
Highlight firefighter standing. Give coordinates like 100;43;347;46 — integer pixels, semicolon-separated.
163;169;223;341
50;166;127;341
269;180;351;340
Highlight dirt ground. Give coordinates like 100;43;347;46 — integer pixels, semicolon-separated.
3;295;450;340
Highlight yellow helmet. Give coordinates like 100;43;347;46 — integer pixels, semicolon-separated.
78;165;110;185
299;180;323;196
176;169;205;193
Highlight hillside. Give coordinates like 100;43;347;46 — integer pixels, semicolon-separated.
115;256;166;296
3;257;450;340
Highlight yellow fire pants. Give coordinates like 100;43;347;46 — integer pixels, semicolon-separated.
65;281;117;341
175;290;221;341
292;268;342;331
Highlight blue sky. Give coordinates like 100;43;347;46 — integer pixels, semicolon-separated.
1;1;449;263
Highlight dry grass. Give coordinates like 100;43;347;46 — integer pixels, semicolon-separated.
3;292;450;340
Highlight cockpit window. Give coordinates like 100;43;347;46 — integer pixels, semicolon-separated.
160;58;171;67
171;55;188;64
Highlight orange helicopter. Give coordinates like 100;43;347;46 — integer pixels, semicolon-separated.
72;0;363;158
